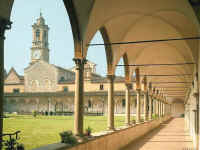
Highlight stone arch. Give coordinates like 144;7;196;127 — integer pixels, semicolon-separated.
44;78;51;89
31;80;39;91
99;26;114;75
63;0;82;59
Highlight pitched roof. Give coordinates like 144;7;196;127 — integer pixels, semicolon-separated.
5;67;24;84
52;64;75;74
25;60;75;75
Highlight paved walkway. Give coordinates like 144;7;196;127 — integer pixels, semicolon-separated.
122;118;193;150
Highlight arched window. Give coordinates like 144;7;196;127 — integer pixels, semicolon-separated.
99;84;104;90
44;79;51;88
122;99;126;107
31;80;39;91
36;29;40;41
88;100;92;108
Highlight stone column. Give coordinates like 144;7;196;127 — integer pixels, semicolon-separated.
136;90;141;123
149;95;153;120
153;98;157;117
142;76;148;122
161;102;163;117
48;98;51;115
155;99;158;117
143;92;148;121
73;58;87;136
155;90;160;118
61;102;64;115
160;101;163;117
168;104;170;115
193;92;199;150
158;100;161;118
185;104;189;130
135;68;141;123
163;102;165;116
167;103;169;115
125;83;131;126
160;101;162;117
0;17;12;150
107;75;115;130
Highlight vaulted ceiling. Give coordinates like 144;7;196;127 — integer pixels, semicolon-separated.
1;0;200;102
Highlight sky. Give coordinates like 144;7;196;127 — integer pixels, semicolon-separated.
4;0;124;77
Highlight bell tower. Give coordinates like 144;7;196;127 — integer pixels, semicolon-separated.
31;12;49;64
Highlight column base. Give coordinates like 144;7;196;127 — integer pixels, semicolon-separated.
125;123;131;127
148;118;153;121
136;120;141;124
107;127;115;131
74;135;87;143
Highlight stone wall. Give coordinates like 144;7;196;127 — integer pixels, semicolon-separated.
24;61;58;92
4;95;138;114
57;82;127;93
4;84;24;93
33;116;171;150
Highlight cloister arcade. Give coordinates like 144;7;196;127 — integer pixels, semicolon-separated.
1;0;200;150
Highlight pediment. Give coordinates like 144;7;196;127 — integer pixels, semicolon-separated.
5;68;23;84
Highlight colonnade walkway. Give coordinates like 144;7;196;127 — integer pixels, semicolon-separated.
122;118;193;150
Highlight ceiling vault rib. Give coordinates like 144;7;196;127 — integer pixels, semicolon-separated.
116;62;195;67
152;82;192;84
87;36;200;47
166;96;185;97
140;74;192;77
164;90;186;93
154;87;189;89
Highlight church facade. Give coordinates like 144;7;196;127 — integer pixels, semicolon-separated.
4;14;141;115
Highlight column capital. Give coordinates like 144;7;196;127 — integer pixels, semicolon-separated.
193;92;199;98
73;58;87;65
0;17;12;39
149;94;153;98
125;83;132;90
136;89;141;93
73;58;87;70
107;74;115;82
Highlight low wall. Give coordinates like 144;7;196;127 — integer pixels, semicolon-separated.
34;116;171;150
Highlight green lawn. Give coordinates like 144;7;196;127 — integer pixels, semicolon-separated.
3;115;134;150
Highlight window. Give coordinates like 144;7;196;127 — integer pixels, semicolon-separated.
13;89;20;93
31;80;39;91
63;86;68;92
88;100;92;108
36;29;40;41
43;31;47;39
122;99;126;107
99;84;104;90
60;76;65;82
44;79;51;88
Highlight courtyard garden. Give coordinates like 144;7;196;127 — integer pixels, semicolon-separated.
3;115;135;150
